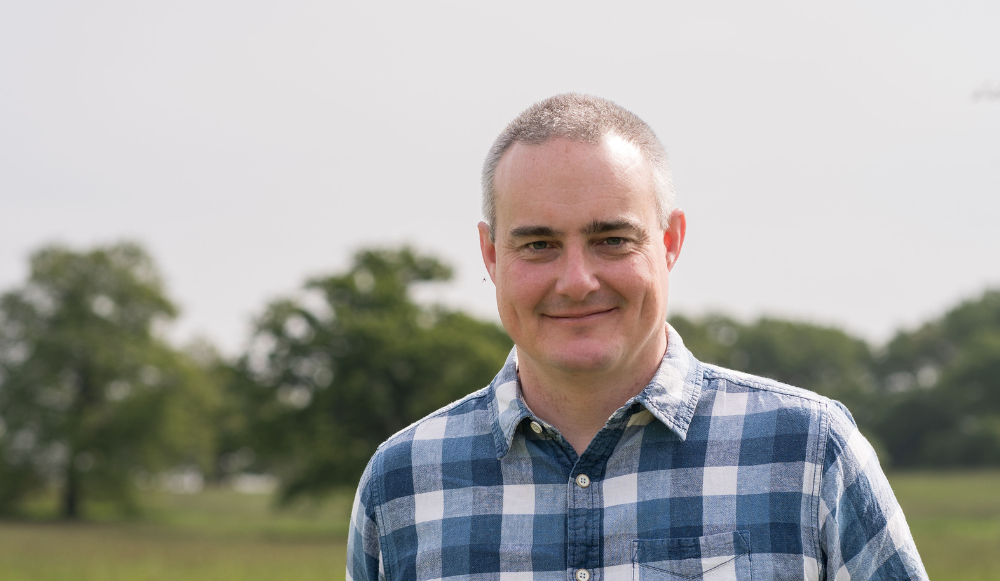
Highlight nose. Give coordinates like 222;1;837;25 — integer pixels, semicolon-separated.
553;246;600;301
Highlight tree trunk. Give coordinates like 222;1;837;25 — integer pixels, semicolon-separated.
62;463;79;519
63;364;93;520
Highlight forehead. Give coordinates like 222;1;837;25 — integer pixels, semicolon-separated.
492;136;657;231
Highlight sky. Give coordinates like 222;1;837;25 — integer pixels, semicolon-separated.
1;1;998;355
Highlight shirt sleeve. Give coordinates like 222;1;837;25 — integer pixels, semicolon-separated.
347;456;383;581
819;401;929;581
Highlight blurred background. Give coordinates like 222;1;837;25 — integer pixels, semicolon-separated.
1;1;998;579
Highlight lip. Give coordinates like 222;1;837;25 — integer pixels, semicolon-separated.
543;308;616;321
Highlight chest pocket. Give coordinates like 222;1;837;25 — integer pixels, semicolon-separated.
632;531;751;581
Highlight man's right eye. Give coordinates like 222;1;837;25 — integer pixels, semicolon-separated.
527;241;550;251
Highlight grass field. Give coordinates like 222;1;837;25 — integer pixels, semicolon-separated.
0;489;352;581
1;471;997;580
889;471;1000;580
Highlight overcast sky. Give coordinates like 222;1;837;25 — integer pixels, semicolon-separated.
2;1;998;355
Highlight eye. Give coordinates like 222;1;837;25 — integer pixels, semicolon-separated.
604;237;625;246
527;241;550;251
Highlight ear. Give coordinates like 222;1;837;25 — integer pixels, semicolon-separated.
478;221;498;283
663;209;686;272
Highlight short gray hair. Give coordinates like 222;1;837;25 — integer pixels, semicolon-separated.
481;93;674;239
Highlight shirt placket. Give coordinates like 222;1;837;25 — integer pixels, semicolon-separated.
564;425;622;581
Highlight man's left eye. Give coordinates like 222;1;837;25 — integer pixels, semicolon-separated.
604;237;624;246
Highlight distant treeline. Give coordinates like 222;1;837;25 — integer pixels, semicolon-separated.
1;242;998;518
672;299;1000;469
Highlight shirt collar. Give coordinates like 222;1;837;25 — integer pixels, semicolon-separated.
488;324;703;459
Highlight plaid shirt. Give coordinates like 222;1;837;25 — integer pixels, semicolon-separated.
347;325;927;581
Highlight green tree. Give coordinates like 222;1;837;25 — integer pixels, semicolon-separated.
233;247;512;502
0;243;217;517
874;290;1000;466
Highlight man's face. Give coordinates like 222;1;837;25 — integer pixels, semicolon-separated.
479;136;685;376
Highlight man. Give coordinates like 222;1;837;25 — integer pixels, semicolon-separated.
348;94;927;581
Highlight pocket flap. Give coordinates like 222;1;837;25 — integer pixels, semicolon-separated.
632;531;751;580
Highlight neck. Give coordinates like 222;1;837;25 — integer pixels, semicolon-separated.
516;327;668;454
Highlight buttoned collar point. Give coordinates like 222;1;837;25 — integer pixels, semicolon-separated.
488;324;703;459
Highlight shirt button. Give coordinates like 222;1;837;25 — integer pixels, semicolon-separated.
529;421;543;434
575;474;591;488
575;568;590;581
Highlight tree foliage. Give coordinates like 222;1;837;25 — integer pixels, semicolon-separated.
872;290;1000;467
0;243;217;517
232;247;512;502
3;239;998;513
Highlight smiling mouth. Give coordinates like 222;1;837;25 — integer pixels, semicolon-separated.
544;308;617;321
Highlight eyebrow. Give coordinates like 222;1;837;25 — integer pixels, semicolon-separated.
508;219;648;240
581;219;646;237
509;225;563;239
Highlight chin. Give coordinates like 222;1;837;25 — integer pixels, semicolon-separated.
542;342;623;374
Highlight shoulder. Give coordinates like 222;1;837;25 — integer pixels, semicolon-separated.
365;385;495;479
693;361;857;456
700;362;839;406
380;384;495;449
698;361;853;420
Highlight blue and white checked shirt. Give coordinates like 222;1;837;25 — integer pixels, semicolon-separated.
347;325;927;581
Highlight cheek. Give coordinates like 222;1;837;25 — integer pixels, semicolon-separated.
601;258;670;319
496;258;549;314
604;257;659;294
